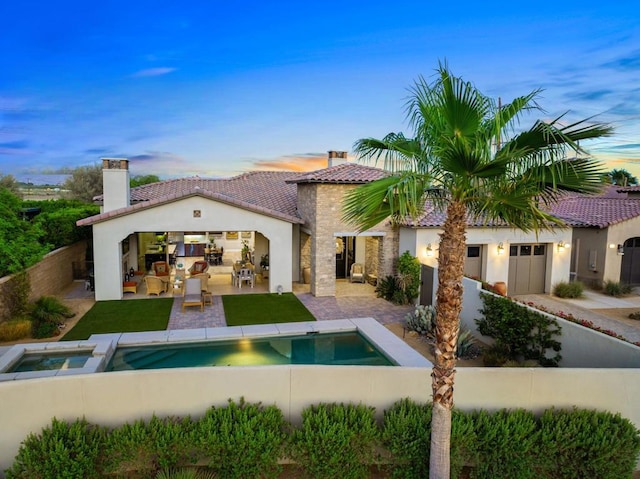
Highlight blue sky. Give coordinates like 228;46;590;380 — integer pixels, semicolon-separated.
1;0;639;180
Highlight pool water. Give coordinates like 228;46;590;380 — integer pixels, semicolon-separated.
11;352;92;372
107;331;394;371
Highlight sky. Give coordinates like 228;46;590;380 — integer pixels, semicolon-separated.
1;1;639;182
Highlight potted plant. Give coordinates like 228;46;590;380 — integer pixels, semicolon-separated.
260;254;269;271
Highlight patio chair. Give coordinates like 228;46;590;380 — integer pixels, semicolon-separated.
145;275;167;296
182;278;204;312
152;261;170;277
350;263;365;283
238;267;254;288
192;273;210;293
188;260;209;276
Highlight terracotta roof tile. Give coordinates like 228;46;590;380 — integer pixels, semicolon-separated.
286;162;388;184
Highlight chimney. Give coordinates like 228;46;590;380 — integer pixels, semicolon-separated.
327;150;348;168
101;158;130;212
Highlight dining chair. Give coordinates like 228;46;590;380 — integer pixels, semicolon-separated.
237;268;254;288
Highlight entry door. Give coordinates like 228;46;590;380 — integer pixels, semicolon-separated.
508;244;547;295
335;236;355;279
620;237;640;285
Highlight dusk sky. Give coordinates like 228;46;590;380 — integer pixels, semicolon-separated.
1;1;639;181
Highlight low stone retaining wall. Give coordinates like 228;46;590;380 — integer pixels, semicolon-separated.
0;241;87;322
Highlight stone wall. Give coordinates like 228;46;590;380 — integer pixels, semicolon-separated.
0;242;87;322
296;183;397;296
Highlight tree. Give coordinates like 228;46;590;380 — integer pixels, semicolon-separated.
603;168;638;186
62;164;103;202
0;173;20;196
130;174;161;187
342;63;612;479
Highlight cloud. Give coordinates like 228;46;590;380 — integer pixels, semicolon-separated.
607;143;640;151
84;148;112;155
0;139;30;155
601;50;640;71
131;67;177;78
249;153;336;172
564;89;613;102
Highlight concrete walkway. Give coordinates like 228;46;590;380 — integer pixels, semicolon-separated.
514;289;640;344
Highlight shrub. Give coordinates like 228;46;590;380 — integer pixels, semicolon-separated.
537;408;640;479
475;293;562;367
456;328;477;358
2;271;31;320
552;281;584;298
629;311;640;320
472;409;539;479
289;402;380;479
195;398;286;479
156;468;215;479
0;318;32;341
29;296;75;339
405;304;436;335
375;275;401;302
102;420;156;476
6;417;105;479
603;280;632;297
397;251;421;303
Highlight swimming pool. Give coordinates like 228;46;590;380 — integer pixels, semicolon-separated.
107;331;394;370
10;351;93;372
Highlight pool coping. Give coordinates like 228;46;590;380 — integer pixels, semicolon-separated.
0;318;430;381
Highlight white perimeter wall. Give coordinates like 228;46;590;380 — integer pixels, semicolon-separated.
92;196;294;300
0;365;639;475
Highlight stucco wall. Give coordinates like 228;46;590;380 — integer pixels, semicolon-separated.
91;196;294;300
0;242;87;322
0;365;638;475
407;226;572;294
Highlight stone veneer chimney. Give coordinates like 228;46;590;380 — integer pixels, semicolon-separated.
327;150;348;168
101;158;130;213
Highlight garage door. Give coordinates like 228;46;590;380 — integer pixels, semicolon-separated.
508;244;547;295
620;237;640;285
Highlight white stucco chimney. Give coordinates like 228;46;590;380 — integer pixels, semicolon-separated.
101;158;130;212
327;150;348;167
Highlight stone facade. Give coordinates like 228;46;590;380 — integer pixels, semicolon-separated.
0;241;87;322
296;183;397;296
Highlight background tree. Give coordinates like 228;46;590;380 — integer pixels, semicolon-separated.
0;173;21;196
602;168;638;186
62;164;103;202
130;174;161;187
343;63;611;479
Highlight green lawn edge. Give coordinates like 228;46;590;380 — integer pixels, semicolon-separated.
222;293;315;326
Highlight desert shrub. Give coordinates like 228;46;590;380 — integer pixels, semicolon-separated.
29;296;75;339
156;468;215;479
102;420;156;476
195;398;286;479
0;318;32;341
2;271;31;320
289;402;380;479
5;417;105;479
475;293;562;367
456;328;477;358
629;311;640;320
537;408;640;479
472;409;538;479
553;281;584;298
375;275;401;301
397;251;421;303
602;280;632;297
405;304;436;335
382;399;476;479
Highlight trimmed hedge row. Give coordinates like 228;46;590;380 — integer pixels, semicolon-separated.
6;398;640;479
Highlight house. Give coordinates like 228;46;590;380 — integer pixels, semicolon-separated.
78;153;396;301
78;156;640;301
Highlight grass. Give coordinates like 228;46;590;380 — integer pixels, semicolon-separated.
61;299;173;341
222;293;316;326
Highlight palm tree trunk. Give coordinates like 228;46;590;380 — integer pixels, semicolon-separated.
429;200;466;479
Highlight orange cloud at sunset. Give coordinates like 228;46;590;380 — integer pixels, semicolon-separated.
250;153;349;172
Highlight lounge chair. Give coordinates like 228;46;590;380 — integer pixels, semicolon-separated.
152;261;170;277
350;263;365;283
182;278;204;312
188;260;209;276
144;276;167;296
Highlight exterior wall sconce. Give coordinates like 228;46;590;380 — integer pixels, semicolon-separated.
497;242;505;255
608;243;617;249
426;243;434;257
617;244;624;256
557;241;567;253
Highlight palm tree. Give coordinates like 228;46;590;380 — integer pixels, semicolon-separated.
342;63;612;479
604;168;638;186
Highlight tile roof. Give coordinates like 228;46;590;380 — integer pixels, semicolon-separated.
82;164;388;227
408;185;640;229
285;162;389;184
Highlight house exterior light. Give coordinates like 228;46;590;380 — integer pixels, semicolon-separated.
497;242;505;255
426;243;434;257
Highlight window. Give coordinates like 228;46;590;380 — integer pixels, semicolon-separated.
467;246;481;258
520;245;532;256
533;245;545;256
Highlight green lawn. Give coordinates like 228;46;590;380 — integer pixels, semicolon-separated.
222;293;316;326
61;299;173;341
